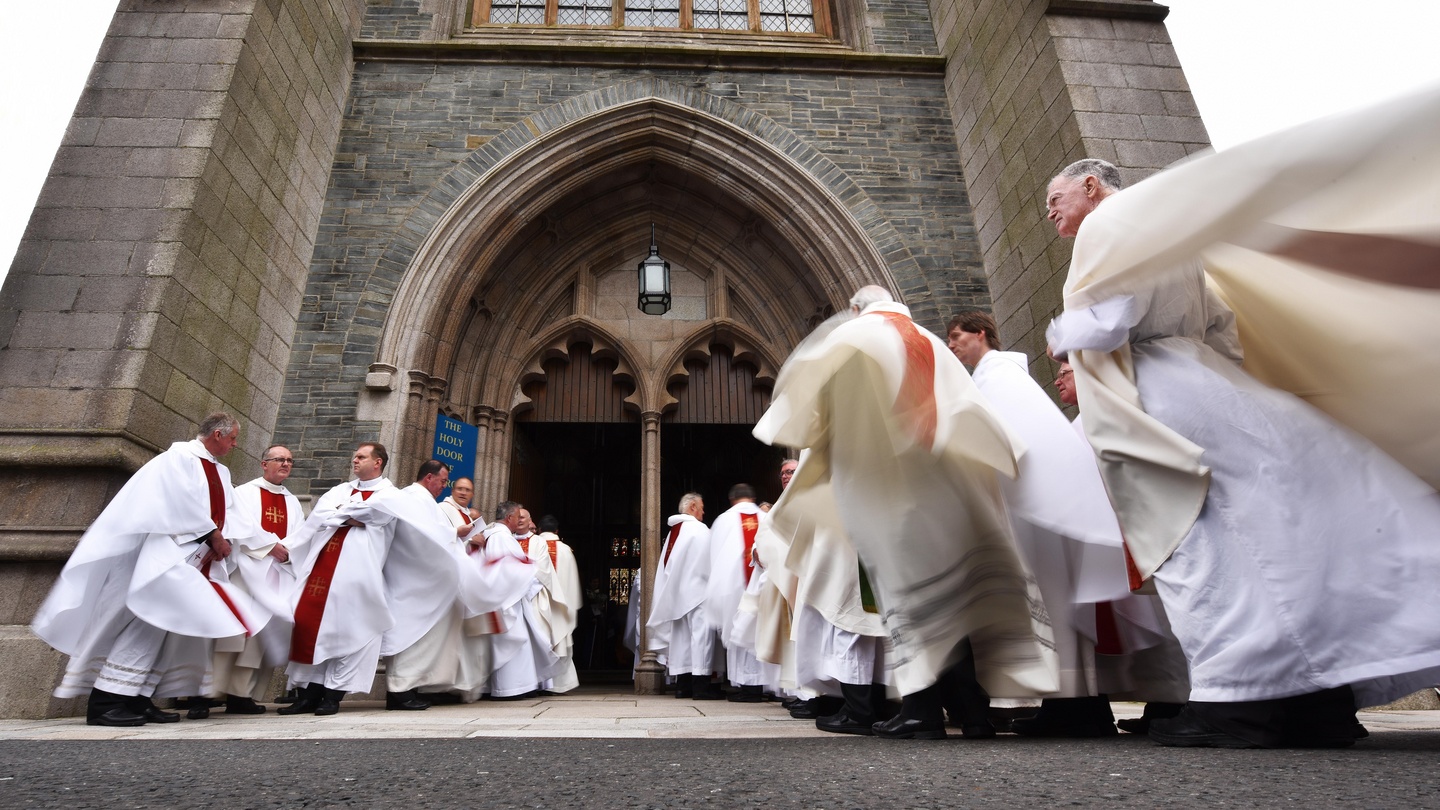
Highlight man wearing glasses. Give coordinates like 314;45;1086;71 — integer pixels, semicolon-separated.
206;446;306;715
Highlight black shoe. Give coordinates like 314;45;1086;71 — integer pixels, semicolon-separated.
1149;708;1261;749
419;692;463;705
186;706;210;720
277;683;323;715
226;696;267;715
959;723;996;739
87;707;148;727
727;685;764;703
1278;687;1360;748
816;708;876;735
1119;701;1183;735
780;696;803;710
387;690;431;711
672;673;694;699
692;682;726;700
274;688;300;705
872;714;947;740
790;695;843;719
139;705;181;723
1010;714;1116;738
314;688;344;716
1116;717;1149;735
126;696;179;724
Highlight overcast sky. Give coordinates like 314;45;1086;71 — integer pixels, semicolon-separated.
1;0;1437;280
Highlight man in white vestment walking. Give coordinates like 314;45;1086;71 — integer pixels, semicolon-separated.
751;453;901;735
755;286;1057;739
33;413;263;726
647;493;725;700
529;514;583;694
280;444;457;716
707;484;768;702
948;309;1138;737
207;444;306;716
1053;361;1189;735
1045;150;1440;748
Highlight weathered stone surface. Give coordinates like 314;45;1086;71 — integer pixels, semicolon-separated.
928;0;1205;381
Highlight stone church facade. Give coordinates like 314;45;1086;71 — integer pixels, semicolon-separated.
0;0;1208;716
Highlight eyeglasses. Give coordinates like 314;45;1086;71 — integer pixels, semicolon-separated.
263;457;294;464
1055;370;1073;380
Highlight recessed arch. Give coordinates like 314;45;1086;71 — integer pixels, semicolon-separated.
371;77;926;391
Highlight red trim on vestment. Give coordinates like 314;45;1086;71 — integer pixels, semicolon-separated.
259;488;289;540
739;513;760;586
547;539;559;569
1123;544;1144;592
289;525;350;665
1093;600;1122;655
288;488;374;665
875;311;937;450
200;557;254;637
199;458;226;533
662;524;683;567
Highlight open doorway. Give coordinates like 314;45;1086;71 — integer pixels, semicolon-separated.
659;423;787;524
509;421;641;681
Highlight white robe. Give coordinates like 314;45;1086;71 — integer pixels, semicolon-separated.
755;302;1058;697
480;523;559;697
34;440;265;699
422;498;489;700
1051;265;1440;705
707;501;768;686
385;485;472;694
214;478;305;699
750;470;883;696
285;477;459;693
528;533;582;693
970;349;1133;697
647;514;721;677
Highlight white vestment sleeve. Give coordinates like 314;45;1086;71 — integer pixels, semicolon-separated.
1047;295;1138;355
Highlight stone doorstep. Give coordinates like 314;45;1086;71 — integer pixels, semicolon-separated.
0;696;1436;741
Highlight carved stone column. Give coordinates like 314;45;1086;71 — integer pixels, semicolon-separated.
481;410;511;515
634;410;666;693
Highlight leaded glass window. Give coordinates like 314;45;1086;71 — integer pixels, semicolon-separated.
558;0;613;25
759;0;813;32
474;0;829;36
490;0;546;24
624;0;680;28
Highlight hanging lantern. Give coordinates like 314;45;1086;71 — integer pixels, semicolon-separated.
637;223;671;316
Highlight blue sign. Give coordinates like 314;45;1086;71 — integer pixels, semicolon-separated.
431;414;479;502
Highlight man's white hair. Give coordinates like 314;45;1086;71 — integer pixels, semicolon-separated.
678;492;703;514
196;412;238;439
1056;158;1124;191
848;285;894;311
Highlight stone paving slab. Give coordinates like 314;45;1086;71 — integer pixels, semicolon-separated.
0;688;1432;741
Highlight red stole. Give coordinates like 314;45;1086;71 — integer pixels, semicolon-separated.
198;457;251;635
199;459;226;532
259;489;289;540
452;500;472;525
662;523;683;567
739;513;760;586
547;539;559;569
875;311;937;449
290;488;374;665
